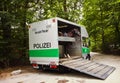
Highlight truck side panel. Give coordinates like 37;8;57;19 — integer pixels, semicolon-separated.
29;18;59;65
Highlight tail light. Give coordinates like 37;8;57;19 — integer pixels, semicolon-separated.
32;62;39;68
50;62;57;69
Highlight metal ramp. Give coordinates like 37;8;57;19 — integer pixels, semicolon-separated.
60;58;115;80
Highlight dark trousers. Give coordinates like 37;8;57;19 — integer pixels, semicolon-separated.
86;54;91;60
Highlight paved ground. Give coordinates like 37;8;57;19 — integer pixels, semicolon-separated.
0;52;120;83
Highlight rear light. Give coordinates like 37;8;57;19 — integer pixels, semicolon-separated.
32;63;37;67
50;65;57;69
50;62;57;69
32;63;39;68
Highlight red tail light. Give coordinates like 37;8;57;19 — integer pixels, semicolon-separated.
32;63;39;68
50;65;57;69
50;62;57;69
32;63;37;67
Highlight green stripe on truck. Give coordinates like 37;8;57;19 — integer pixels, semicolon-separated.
29;49;59;57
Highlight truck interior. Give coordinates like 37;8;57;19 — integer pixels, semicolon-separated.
57;20;82;62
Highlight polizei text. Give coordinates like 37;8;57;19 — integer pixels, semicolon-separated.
33;42;51;49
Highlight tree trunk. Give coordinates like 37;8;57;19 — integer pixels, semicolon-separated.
63;0;68;19
1;13;11;67
99;1;105;52
21;0;29;57
114;23;120;48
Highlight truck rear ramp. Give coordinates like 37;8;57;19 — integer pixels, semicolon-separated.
60;58;115;80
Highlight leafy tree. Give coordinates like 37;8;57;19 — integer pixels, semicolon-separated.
0;0;38;68
82;0;120;53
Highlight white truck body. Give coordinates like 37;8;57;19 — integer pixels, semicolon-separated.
29;17;89;68
29;18;59;66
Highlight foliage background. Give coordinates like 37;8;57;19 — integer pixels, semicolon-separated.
0;0;120;68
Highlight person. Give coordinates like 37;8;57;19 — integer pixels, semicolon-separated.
86;46;91;60
86;53;91;60
82;44;91;60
